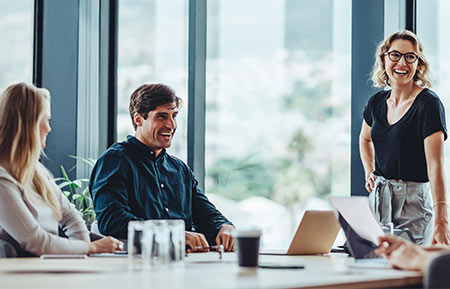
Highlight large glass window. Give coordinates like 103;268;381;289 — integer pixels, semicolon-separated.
417;0;450;204
0;0;33;90
205;0;352;249
117;0;188;161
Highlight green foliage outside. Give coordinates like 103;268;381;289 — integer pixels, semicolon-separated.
207;156;331;206
54;156;96;230
206;123;333;208
283;79;333;120
207;153;275;201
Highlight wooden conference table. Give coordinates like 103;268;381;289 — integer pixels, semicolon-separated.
0;252;422;289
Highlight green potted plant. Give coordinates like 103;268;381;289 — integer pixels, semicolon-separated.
54;156;96;230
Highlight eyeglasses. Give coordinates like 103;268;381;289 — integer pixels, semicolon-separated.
385;50;419;64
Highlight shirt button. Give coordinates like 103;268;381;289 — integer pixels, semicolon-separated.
160;183;165;188
165;207;169;212
150;151;154;155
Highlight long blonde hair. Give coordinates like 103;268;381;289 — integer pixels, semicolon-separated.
0;83;62;220
370;30;431;88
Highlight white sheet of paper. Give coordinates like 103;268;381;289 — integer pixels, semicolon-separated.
40;254;87;259
329;196;385;244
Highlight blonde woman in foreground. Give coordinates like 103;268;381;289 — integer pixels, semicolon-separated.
0;82;123;257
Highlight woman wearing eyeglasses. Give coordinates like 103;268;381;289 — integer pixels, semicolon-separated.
359;30;450;245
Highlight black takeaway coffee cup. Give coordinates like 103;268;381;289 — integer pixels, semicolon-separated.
234;228;262;267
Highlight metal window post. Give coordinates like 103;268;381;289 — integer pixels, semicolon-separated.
351;0;385;196
405;0;416;32
188;0;207;190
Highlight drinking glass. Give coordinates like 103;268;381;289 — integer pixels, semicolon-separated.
167;219;185;263
127;221;146;270
145;220;170;267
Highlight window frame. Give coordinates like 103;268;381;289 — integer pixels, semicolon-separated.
32;0;416;187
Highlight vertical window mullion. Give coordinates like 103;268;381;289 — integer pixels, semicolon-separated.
33;0;44;88
405;0;417;32
187;0;207;189
351;0;385;196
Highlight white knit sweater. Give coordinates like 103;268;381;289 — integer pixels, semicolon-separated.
0;166;89;256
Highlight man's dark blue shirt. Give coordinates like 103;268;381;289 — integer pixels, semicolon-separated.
89;136;232;243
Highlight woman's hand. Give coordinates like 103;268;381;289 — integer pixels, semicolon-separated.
432;222;450;245
88;236;124;254
365;172;376;193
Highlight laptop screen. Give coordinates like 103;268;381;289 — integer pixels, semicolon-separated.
337;213;379;259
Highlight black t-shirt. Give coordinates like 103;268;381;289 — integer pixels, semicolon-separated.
363;88;447;182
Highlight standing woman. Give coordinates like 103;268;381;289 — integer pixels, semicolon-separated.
0;83;124;256
360;30;450;245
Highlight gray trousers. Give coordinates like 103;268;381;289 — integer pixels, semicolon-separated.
369;175;434;245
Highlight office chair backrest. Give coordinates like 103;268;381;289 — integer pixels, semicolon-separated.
425;253;450;289
0;239;17;258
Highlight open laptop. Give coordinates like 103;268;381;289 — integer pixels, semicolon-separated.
260;210;341;255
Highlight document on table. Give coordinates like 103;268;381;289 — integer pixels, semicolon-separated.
329;196;384;244
89;252;127;258
40;254;87;259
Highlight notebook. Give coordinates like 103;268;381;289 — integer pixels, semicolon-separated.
260;210;341;255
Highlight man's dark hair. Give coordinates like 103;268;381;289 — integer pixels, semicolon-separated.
129;83;182;130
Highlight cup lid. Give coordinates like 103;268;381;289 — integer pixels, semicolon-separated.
233;227;262;238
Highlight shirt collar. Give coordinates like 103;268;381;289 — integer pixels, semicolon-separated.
126;135;166;160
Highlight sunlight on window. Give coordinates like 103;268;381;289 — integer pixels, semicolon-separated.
417;0;450;217
116;0;352;249
0;1;33;90
205;0;351;249
117;0;188;161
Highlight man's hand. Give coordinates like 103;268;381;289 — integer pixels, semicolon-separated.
215;224;235;252
376;234;430;271
185;231;209;252
375;234;405;258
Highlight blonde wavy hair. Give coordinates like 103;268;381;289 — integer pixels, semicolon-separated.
370;30;431;88
0;83;61;221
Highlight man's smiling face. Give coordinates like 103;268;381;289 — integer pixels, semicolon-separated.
134;102;179;156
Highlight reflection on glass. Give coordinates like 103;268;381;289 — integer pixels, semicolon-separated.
205;0;351;249
117;0;188;161
0;0;33;90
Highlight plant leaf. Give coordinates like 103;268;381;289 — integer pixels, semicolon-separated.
60;165;74;194
57;181;76;189
68;155;96;168
61;190;70;198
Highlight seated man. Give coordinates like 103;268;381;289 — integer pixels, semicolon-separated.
89;83;234;251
